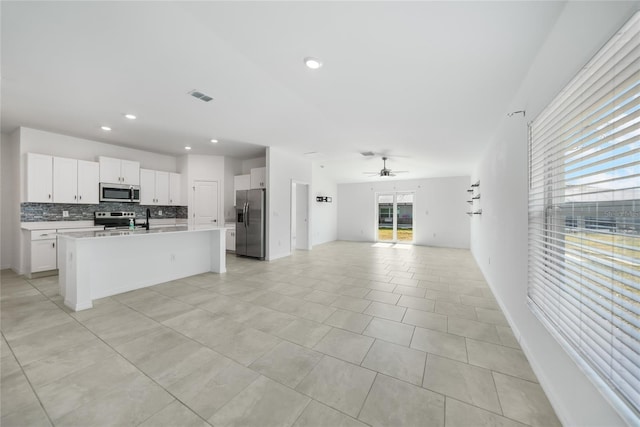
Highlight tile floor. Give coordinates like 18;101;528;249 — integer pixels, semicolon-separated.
1;241;561;427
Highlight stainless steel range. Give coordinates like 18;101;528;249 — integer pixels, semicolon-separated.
94;211;137;229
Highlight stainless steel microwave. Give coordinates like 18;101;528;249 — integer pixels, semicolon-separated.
99;183;141;203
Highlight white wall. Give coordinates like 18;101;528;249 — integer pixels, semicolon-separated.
266;147;312;260
311;163;338;245
2;131;21;271
471;3;639;426
241;156;265;174
224;157;242;221
0;132;18;270
181;154;225;227
338;176;470;249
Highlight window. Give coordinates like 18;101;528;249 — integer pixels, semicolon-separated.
528;12;639;421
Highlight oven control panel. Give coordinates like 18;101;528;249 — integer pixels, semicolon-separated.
95;212;136;218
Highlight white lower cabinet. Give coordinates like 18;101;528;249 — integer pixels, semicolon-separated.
225;223;236;251
29;229;57;275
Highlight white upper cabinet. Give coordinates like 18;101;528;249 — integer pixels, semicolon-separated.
234;174;251;191
98;156;121;183
250;167;266;189
139;169;156;205
27;153;53;203
169;173;181;206
140;169;172;205
233;174;251;206
121;160;140;185
77;160;99;204
53;157;78;203
155;171;169;205
98;156;140;185
27;153;99;204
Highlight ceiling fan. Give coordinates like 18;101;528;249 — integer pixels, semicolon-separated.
363;157;408;177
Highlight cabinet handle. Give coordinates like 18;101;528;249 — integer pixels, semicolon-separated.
79;195;82;200
48;194;51;199
52;242;55;248
74;195;77;200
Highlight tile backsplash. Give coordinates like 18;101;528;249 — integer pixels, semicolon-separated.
21;203;188;222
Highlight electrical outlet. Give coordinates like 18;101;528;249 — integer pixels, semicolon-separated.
158;210;162;216
62;211;69;218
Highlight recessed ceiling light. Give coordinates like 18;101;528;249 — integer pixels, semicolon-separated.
304;57;322;69
184;146;192;150
124;114;137;120
101;126;111;131
210;139;219;144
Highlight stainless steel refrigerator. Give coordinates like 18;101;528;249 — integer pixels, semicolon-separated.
235;189;266;259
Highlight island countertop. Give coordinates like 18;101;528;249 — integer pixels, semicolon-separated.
58;225;227;311
56;225;231;239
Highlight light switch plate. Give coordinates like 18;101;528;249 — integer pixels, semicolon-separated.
62;211;69;218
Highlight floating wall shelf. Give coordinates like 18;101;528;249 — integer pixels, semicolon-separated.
466;181;481;216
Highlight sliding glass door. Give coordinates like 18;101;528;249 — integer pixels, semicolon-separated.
376;192;414;243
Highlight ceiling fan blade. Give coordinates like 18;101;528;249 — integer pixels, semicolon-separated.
393;171;409;173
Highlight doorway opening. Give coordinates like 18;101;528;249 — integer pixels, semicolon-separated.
291;181;311;252
376;192;414;243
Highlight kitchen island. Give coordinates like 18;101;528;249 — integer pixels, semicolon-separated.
57;225;227;311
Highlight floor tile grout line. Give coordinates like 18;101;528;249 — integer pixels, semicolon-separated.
445;395;536;427
0;329;56;427
355;372;378;421
47;292;217;425
3;247;546;426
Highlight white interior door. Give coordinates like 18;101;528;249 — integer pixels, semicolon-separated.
194;181;219;227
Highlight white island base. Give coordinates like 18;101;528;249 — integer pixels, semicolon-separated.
57;226;226;311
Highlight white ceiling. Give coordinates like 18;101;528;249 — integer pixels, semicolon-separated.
1;1;567;183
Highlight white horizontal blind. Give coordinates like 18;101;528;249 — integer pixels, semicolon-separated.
528;12;640;420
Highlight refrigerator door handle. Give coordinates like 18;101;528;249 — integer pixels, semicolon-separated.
243;202;249;228
246;202;250;227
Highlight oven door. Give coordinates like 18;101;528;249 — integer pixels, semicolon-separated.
100;183;140;202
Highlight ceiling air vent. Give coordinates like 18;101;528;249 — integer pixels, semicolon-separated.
188;90;213;102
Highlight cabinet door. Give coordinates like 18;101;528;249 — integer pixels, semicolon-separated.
31;239;57;272
250;167;266;189
226;228;236;251
169;173;181;206
233;174;251;206
53;157;78;203
235;174;251;190
121;160;140;185
139;169;156;205
155;171;169;205
98;156;122;183
77;160;99;204
27;153;53;203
